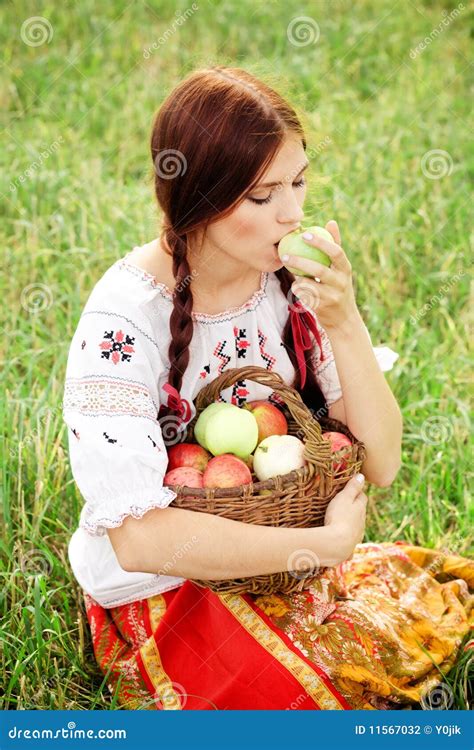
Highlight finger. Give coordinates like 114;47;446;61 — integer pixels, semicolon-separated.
326;219;341;246
345;474;366;500
301;232;349;272
284;256;337;283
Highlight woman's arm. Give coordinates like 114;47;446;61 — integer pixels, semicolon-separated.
286;220;402;488
108;505;345;577
324;306;402;487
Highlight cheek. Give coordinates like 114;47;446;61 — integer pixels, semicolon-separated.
218;204;268;246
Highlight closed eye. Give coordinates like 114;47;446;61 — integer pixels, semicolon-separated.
248;177;306;205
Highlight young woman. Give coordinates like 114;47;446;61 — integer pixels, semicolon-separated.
63;66;473;710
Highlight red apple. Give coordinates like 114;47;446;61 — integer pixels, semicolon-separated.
163;467;204;488
166;442;211;472
244;400;288;443
322;431;353;473
203;454;253;488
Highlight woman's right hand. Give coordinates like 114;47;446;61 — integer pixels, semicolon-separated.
323;474;368;562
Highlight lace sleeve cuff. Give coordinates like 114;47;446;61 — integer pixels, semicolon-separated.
79;486;178;537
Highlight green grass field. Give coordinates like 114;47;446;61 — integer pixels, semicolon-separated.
1;0;472;710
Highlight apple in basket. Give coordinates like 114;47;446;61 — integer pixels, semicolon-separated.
194;402;234;450
163;467;204;488
322;431;353;473
277;225;333;277
203;454;253;488
195;403;259;459
166;443;211;472
253;435;306;482
243;400;288;443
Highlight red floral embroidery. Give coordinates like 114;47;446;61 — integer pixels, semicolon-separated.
99;330;136;365
230;379;250;407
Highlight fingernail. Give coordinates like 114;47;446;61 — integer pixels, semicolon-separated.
282;254;290;261
302;232;313;240
355;473;365;484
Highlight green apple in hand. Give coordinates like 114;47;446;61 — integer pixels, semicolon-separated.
277;225;333;277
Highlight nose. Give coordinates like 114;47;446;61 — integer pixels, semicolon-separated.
276;189;305;226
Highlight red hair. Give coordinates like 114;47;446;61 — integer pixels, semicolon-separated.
150;66;327;426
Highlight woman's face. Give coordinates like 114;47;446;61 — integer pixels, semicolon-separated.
199;136;308;273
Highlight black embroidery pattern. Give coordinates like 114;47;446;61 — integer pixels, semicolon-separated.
147;435;162;452
268;391;286;409
258;328;276;370
230;379;250;407
103;432;118;444
213;340;231;374
199;364;211;379
234;326;250;359
99;329;136;365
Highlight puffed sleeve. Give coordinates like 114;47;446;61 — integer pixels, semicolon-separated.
312;316;400;406
62;304;177;537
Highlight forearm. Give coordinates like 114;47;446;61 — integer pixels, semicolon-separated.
117;506;342;577
325;306;403;486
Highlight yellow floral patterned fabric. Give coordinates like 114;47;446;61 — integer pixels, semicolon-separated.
251;541;473;710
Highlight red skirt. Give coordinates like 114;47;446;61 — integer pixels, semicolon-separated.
83;541;474;710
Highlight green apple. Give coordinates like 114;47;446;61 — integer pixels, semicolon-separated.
278;225;333;277
194;402;234;450
205;405;259;458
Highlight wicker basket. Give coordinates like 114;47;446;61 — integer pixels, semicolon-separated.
168;366;366;595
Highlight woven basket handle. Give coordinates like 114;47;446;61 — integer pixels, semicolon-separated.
193;366;324;443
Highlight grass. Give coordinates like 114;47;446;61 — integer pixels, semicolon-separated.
1;0;472;710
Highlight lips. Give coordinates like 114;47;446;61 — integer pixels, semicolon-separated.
274;228;300;247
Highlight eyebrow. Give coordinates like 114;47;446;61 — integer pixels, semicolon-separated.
255;161;310;189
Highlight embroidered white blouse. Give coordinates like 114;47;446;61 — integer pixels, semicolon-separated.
64;247;399;608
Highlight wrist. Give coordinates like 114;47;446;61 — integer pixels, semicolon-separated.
324;305;363;339
303;525;349;568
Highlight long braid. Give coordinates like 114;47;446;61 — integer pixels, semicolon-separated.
275;267;328;419
157;227;195;428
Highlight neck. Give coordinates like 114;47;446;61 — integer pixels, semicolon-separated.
187;241;261;300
